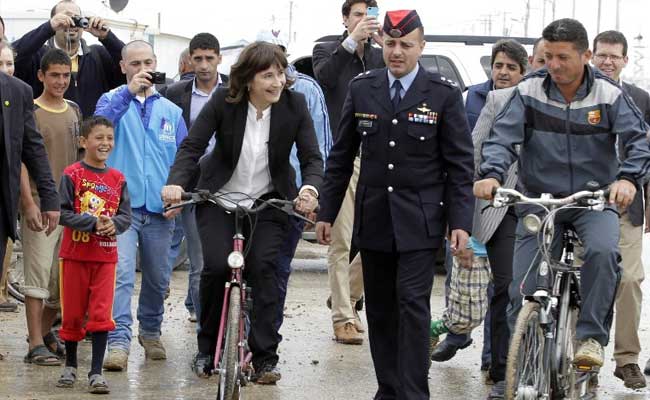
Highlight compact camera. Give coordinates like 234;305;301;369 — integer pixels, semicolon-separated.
72;16;89;29
146;72;167;85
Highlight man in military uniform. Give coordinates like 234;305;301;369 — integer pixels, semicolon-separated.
316;10;474;399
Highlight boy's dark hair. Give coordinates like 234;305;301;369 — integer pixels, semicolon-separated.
189;32;220;55
341;0;378;17
40;48;71;73
491;39;528;74
80;116;113;138
542;18;589;53
593;30;628;56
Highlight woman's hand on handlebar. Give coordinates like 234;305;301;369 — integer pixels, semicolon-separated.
161;185;184;219
294;188;319;215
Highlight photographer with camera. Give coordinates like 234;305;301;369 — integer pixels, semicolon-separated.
13;0;126;117
94;40;187;371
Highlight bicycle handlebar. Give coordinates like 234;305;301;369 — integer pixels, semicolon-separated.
166;190;316;224
491;187;610;210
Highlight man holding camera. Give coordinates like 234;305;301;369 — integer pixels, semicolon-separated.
13;0;125;116
94;40;187;371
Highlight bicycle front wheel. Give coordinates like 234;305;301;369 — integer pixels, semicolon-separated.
553;277;579;399
218;286;241;400
505;301;550;400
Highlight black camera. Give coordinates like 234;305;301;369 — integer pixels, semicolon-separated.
71;16;89;29
146;72;166;85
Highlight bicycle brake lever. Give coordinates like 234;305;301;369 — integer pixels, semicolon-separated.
279;203;316;225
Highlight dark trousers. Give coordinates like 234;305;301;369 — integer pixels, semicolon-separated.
273;217;304;332
195;202;289;369
485;209;517;382
508;207;621;346
361;248;437;400
0;195;8;278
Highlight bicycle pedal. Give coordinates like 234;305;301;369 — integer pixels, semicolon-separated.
574;364;599;373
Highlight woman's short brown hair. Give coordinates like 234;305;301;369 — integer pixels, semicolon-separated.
226;41;294;104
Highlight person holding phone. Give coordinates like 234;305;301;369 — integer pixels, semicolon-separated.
312;0;385;346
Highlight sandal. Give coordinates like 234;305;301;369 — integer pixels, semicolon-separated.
23;344;61;366
56;366;77;388
43;331;66;358
88;373;110;394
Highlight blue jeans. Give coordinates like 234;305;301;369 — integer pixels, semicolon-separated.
273;217;304;332
167;215;193;313
109;208;174;351
444;240;492;366
180;205;204;326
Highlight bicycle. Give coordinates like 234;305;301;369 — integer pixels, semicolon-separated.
166;190;314;400
491;186;609;400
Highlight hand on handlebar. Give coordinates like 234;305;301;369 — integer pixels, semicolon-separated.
608;179;636;209
293;189;319;215
473;178;501;200
161;185;184;219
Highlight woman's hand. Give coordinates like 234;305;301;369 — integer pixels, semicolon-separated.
294;188;319;215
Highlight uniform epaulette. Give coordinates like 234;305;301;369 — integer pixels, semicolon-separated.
427;71;458;88
352;69;380;81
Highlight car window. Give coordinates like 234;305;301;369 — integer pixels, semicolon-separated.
480;56;492;79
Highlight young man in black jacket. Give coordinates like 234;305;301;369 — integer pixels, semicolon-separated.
13;0;125;117
311;0;385;346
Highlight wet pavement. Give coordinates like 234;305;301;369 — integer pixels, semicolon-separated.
1;240;650;399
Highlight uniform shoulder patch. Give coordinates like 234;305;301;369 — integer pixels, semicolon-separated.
425;71;458;89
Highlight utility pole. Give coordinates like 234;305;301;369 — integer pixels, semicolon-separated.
551;0;556;21
524;0;530;37
572;0;576;18
288;1;294;45
616;0;621;30
542;0;546;27
596;0;602;33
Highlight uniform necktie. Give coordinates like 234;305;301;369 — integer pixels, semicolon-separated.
392;79;402;111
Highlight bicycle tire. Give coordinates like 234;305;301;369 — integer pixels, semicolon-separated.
7;255;25;303
505;301;550;400
553;276;578;399
218;286;241;400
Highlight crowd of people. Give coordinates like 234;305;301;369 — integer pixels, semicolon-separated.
1;0;650;399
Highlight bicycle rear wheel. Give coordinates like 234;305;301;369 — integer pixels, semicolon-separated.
217;286;241;400
505;301;550;399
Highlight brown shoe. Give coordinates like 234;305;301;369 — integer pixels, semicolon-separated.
334;322;363;345
103;348;128;371
137;336;167;360
614;363;647;389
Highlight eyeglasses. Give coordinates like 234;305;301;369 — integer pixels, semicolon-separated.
593;54;625;62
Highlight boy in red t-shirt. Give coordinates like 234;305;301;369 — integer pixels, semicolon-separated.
56;116;131;394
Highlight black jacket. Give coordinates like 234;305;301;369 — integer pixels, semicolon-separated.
318;67;475;252
0;73;58;240
159;74;229;129
167;88;323;200
13;21;125;117
622;81;650;226
312;32;384;140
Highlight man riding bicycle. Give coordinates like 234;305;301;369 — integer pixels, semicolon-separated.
474;17;650;378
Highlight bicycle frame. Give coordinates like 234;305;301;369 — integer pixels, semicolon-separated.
213;210;252;376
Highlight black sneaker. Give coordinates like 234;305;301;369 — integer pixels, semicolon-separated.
251;363;281;384
486;380;505;399
430;338;473;362
192;352;213;378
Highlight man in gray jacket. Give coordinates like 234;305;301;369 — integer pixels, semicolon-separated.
475;18;650;372
472;38;547;399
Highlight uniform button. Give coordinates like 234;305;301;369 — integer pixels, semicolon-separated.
440;201;444;206
362;131;367;136
389;141;396;147
392;118;398;125
420;136;425;141
388;163;394;170
387;186;394;193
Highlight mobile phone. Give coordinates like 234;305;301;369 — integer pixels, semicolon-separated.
366;6;379;18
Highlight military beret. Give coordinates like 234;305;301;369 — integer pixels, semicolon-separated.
383;10;423;38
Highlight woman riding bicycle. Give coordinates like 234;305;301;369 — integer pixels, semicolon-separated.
161;41;323;384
